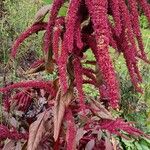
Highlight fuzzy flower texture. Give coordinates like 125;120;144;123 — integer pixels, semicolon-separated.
0;0;150;149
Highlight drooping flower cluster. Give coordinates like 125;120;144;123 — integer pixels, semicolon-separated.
9;0;150;108
1;0;150;149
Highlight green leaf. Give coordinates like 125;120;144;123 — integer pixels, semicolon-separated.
58;6;67;16
43;0;52;4
140;144;150;150
139;140;150;150
142;137;150;145
122;138;135;148
134;142;143;150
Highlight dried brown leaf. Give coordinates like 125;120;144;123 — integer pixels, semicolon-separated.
9;117;18;128
15;141;22;150
53;90;65;141
105;132;113;150
111;137;117;150
53;88;74;141
2;140;15;150
90;99;113;120
27;110;52;150
95;63;103;85
25;63;45;75
34;5;52;23
76;128;87;145
97;130;103;141
105;137;113;150
52;78;59;92
21;142;27;150
85;139;95;150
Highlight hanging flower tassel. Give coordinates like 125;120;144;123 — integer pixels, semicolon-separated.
11;22;47;58
86;0;120;108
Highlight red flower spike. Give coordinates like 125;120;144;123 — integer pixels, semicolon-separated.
73;57;86;112
137;0;150;23
64;0;81;53
86;0;120;108
52;17;65;60
133;63;143;82
100;118;145;138
117;0;143;92
75;20;83;50
119;0;137;59
128;0;146;57
108;22;118;50
129;0;141;36
65;109;76;150
11;22;47;58
53;26;63;61
0;80;56;96
123;46;143;93
109;0;121;36
44;0;64;53
117;25;143;92
57;41;69;92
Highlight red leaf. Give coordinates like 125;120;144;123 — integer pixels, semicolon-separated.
27;110;52;150
53;88;74;141
2;140;15;150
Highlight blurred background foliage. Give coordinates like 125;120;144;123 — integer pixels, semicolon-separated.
0;0;150;149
